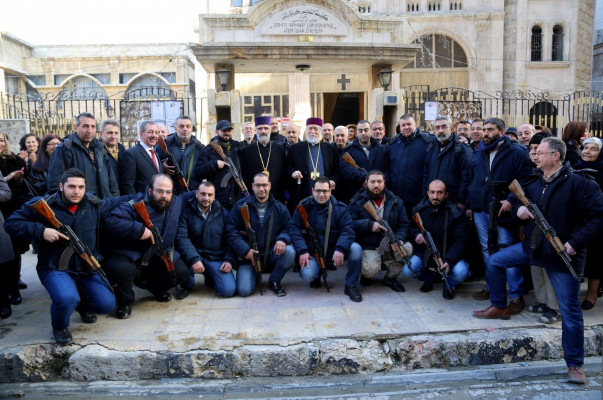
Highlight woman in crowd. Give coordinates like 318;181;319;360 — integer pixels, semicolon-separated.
0;171;14;318
31;134;61;195
574;137;603;310
0;132;31;306
561;121;589;167
18;133;40;174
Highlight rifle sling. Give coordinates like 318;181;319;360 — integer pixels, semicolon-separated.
323;202;333;260
263;212;274;268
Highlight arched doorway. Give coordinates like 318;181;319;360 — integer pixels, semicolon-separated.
529;101;558;135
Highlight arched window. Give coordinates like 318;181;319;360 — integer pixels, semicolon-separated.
552;25;564;61
124;74;175;101
58;75;108;101
531;26;543;61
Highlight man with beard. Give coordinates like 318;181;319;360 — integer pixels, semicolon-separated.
226;173;295;296
422;115;472;207
371;120;390;145
321;123;334;144
287;117;340;210
466;117;532;311
455;120;471;144
386;114;435;216
48;112;119;198
157;115;204;194
339;120;387;203
196;120;244;210
175;181;236;299
240;116;287;202
333;126;348;152
403;179;470;299
103;174;192;319
118;120;164;195
269;116;287;147
348;170;411;292
5;168;131;344
100;119;126;186
289;176;362;302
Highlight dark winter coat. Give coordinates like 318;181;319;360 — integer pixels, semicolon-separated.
240;141;287;202
156;134;205;194
47;133;119;198
348;188;409;249
339;138;388;203
0;173;14;264
104;142;126;190
118;143;164;195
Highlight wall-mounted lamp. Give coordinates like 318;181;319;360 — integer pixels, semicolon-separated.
377;68;393;91
216;66;232;91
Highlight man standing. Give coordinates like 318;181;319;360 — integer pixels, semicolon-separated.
269;116;287;147
404;180;470;299
196;120;244;210
290;177;362;302
339;120;387;203
423;115;472;207
157;123;170;140
5;169;128;344
455;120;471;144
48;112;119;198
104;174;191;319
470;119;485;151
466;117;532;311
157;115;204;194
288;117;340;208
118;121;164;195
241;122;255;146
473;137;603;384
517;124;535;147
175;181;236;299
240;116;287;202
284;123;300;156
100;119;125;187
348;170;411;292
333;126;348;152
321;123;334;144
371;120;390;145
386;114;434;216
226;173;295;297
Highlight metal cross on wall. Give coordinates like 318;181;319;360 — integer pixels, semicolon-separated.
337;74;350;90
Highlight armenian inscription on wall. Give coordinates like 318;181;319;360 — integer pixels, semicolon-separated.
261;6;347;36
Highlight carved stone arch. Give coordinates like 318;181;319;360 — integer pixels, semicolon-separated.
409;29;475;68
124;72;175;101
59;74;108;100
125;72;172;88
247;0;361;28
61;73;106;89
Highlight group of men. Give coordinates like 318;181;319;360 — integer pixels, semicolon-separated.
4;111;600;384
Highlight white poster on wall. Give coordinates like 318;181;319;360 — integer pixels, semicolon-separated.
425;101;439;121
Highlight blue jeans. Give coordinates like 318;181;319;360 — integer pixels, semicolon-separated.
237;245;295;297
43;271;115;331
487;243;584;367
299;242;362;288
473;211;524;298
182;259;236;298
403;255;469;289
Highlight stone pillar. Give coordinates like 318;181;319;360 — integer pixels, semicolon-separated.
475;21;489;91
42;61;54;87
369;88;384;121
288;72;311;128
109;59;119;85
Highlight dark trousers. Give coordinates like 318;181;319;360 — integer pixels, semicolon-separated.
103;254;188;306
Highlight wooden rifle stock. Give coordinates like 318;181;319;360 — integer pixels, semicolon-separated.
30;198;62;229
131;201;175;273
363;201;411;265
239;205;263;295
157;136;189;191
296;205;327;271
412;212;445;269
342;152;368;175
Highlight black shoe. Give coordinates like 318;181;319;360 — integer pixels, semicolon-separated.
344;285;362;302
115;305;132;319
269;281;286;297
443;287;455;300
360;276;373;286
18;280;27;289
310;278;321;289
154;292;172;302
9;293;22;305
581;299;595;310
420;281;434;293
1;306;11;319
382;277;405;292
326;264;337;271
175;288;190;300
79;311;97;324
53;329;73;345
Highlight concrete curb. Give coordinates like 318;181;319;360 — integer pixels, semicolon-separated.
1;325;601;382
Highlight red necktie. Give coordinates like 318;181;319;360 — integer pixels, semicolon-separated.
149;149;159;173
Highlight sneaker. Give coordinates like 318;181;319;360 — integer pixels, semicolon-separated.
538;308;561;324
508;296;525;315
472;288;490;300
567;366;586;384
269;281;286;297
527;303;549;313
53;329;73;345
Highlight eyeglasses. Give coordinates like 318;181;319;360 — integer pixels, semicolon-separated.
314;189;330;194
253;183;269;188
153;189;173;195
47;142;61;147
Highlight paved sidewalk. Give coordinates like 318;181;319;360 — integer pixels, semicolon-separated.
1;250;601;382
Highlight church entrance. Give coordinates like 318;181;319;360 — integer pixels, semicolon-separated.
323;92;364;126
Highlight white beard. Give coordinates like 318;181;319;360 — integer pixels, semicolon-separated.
307;136;320;145
258;135;270;145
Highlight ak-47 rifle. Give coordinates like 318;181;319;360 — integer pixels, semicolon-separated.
210;141;250;197
296;204;330;292
30;198;112;291
157;136;189;192
239;205;263;295
341;152;368;176
130;200;177;279
508;179;580;281
412;212;452;291
362;201;412;268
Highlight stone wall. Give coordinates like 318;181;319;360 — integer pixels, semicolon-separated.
0;119;30;153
